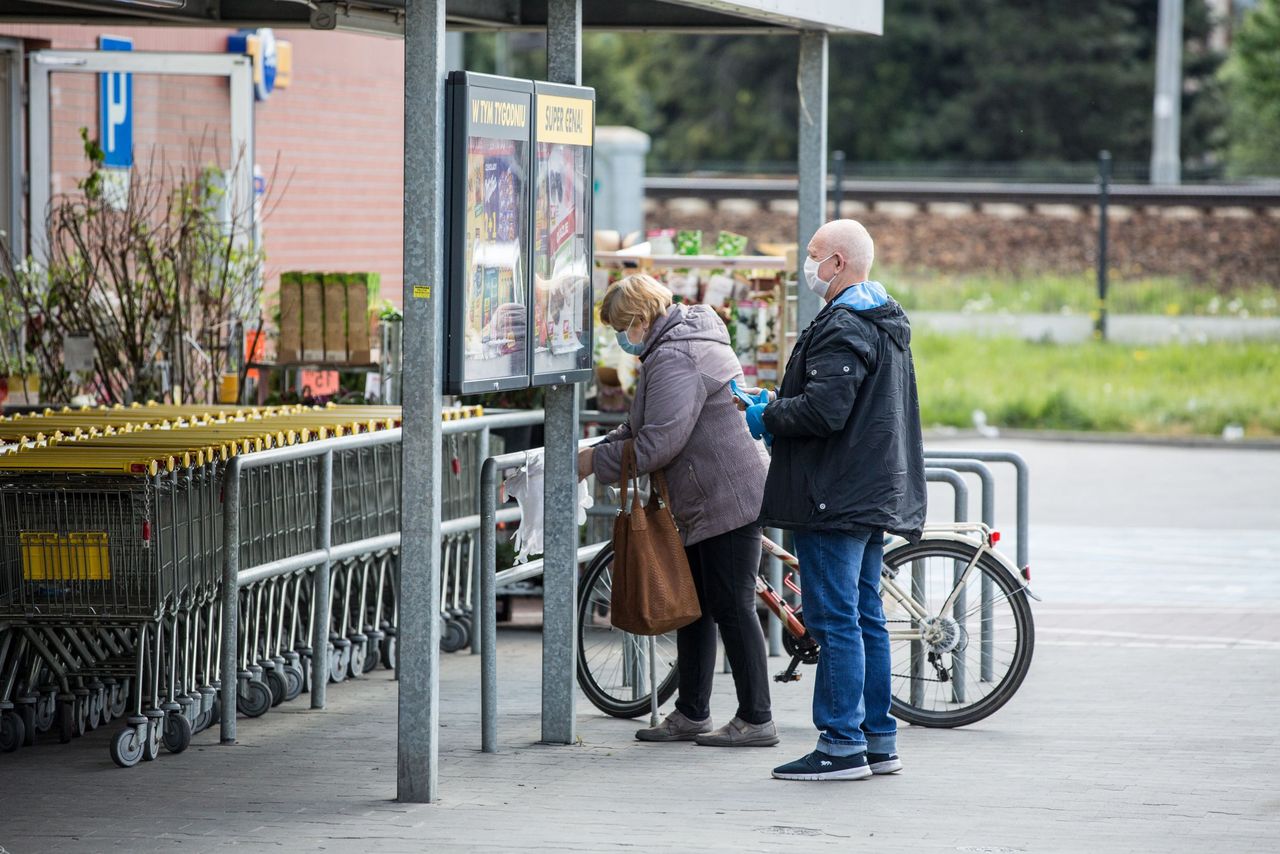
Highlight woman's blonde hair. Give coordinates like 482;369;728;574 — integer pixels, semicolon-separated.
598;273;673;330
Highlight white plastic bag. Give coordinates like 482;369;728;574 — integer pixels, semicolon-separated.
502;449;594;564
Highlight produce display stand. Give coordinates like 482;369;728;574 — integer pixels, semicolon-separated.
594;250;795;390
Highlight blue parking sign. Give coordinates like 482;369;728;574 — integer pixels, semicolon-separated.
99;36;133;169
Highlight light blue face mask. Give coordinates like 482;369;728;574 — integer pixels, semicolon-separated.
616;327;645;356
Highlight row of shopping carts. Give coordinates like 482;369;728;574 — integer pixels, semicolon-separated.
0;402;482;766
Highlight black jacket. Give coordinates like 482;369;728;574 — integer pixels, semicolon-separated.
758;290;926;541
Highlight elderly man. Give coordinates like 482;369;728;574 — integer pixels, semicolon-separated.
739;219;926;781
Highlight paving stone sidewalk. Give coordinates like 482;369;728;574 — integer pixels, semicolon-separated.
0;609;1277;854
2;439;1277;853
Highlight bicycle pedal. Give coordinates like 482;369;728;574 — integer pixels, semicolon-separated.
773;671;803;683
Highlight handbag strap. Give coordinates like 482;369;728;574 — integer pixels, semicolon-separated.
618;440;644;517
649;466;676;510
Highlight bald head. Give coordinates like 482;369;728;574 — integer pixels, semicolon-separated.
807;219;875;301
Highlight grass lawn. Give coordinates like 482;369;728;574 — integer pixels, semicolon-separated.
914;331;1280;437
888;269;1280;318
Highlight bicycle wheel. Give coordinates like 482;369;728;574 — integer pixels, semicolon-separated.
576;544;680;718
881;538;1034;728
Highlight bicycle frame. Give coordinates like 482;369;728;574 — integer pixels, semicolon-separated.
759;524;1033;646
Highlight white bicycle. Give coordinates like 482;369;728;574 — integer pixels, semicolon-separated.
576;522;1036;728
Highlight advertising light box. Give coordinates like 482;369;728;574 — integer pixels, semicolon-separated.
445;72;534;395
530;82;595;387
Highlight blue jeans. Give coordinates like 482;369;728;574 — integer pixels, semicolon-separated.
793;529;897;757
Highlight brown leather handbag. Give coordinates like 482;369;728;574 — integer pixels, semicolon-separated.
609;440;702;636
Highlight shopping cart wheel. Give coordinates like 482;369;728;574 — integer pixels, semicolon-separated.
163;713;192;754
18;702;37;748
440;619;467;653
362;639;381;675
380;629;397;670
237;679;272;719
283;664;304;702
36;693;56;733
265;668;288;707
57;697;75;743
142;715;163;762
330;640;350;684
348;639;367;678
88;684;106;729
109;684;128;720
109;726;144;768
0;709;23;753
85;696;102;733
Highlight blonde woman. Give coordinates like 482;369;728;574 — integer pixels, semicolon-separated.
577;274;776;747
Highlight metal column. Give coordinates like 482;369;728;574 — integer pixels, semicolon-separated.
311;452;333;710
540;0;583;746
398;0;447;804
796;30;829;330
766;527;784;657
1151;0;1184;185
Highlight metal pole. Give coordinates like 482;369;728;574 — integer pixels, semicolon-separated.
925;468;968;703
399;0;446;804
541;0;583;747
219;458;242;744
924;449;1031;573
766;526;783;657
796;31;829;330
648;635;659;727
1096;150;1111;341
1151;0;1184;186
927;460;996;683
832;150;845;221
311;450;333;710
471;426;490;656
480;458;499;753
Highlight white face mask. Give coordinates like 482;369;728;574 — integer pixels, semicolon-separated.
803;252;837;296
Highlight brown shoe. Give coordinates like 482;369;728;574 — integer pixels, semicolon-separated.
694;717;779;747
635;710;713;742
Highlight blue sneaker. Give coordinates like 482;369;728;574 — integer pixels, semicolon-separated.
771;750;871;781
868;752;903;775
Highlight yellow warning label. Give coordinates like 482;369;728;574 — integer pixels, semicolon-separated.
413;285;431;299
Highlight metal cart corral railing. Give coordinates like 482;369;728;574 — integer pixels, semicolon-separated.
0;404;499;763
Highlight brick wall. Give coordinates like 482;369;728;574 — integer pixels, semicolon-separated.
2;25;406;307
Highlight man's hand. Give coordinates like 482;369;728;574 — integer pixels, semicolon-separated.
731;381;775;412
576;446;595;481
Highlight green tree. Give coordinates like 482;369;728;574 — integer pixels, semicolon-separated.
1222;0;1280;175
468;2;1226;173
828;0;1224;168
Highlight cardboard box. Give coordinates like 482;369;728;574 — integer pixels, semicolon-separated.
301;273;326;363
277;272;303;363
345;273;372;364
323;274;348;363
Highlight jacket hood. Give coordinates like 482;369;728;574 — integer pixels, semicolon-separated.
641;303;729;358
828;281;912;351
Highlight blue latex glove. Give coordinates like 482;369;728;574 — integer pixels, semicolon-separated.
745;402;773;448
729;379;756;409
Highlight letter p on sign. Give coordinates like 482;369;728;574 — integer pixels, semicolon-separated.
98;35;133;169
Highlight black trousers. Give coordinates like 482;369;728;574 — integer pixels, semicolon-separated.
674;523;772;725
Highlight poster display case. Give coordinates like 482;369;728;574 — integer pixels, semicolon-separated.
445;72;534;395
530;82;595;386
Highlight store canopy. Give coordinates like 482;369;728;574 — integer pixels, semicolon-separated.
0;1;883;36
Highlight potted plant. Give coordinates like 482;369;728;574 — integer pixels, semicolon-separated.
1;129;266;406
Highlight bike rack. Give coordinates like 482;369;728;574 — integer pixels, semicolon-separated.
478;439;609;754
924;450;1031;572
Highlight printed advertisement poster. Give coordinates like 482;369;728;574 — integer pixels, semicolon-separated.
462;134;528;383
532;139;592;378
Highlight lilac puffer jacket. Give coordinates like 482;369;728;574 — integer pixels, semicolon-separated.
593;303;768;545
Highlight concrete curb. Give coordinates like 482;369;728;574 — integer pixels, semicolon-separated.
923;427;1280;450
